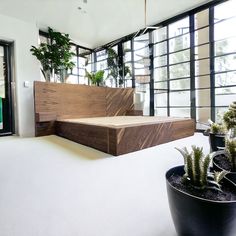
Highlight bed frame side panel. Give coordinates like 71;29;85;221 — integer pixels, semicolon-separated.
109;119;195;156
56;121;109;153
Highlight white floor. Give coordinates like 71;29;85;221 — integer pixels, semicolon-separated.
0;133;209;236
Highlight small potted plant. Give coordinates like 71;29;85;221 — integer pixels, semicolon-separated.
213;138;236;183
85;70;105;86
223;101;236;139
208;122;226;151
166;146;236;236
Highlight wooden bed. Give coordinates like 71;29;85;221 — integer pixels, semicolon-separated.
56;116;195;156
34;82;195;156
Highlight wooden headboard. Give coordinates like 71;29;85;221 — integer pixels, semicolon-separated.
34;81;135;136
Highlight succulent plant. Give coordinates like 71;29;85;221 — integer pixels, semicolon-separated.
223;101;236;130
225;138;236;171
176;146;228;190
210;122;226;135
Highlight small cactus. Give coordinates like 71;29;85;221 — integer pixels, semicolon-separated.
223;101;236;130
210;123;226;135
225;138;236;171
176;146;228;190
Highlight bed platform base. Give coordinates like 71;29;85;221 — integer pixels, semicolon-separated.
56;119;195;156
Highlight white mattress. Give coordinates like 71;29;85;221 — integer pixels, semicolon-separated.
57;116;191;128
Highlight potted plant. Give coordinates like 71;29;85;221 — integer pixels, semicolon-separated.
213;138;236;183
166;146;236;236
223;101;236;139
208;122;226;151
85;70;105;86
30;27;76;82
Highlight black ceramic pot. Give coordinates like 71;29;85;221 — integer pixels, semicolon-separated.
212;150;236;184
166;165;236;236
209;133;225;152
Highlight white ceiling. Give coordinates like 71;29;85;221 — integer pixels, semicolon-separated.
0;0;212;48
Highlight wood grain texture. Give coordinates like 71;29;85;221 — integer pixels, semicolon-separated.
106;87;134;116
34;82;135;136
55;118;195;156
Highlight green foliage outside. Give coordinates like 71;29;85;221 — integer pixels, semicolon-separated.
176;146;228;190
30;27;76;82
107;48;131;86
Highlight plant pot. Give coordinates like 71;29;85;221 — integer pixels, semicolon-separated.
166;165;236;236
209;132;225;151
212;150;236;184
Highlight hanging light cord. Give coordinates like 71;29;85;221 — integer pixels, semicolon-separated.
144;0;147;27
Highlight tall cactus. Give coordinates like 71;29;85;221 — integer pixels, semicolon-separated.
176;146;228;190
223;101;236;130
225;138;236;171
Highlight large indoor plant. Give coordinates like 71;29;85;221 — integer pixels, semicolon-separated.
166;146;236;236
30;27;76;82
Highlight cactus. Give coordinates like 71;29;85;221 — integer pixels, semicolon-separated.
176;146;228;190
225;138;236;171
223;101;236;130
210;122;226;135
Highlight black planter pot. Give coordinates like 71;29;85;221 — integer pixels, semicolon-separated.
212;150;236;184
209;133;225;151
166;165;236;236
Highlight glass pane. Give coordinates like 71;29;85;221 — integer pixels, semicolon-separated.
215;0;236;22
135;75;150;84
215;38;236;56
153;27;167;43
195;27;209;46
195;59;210;76
170;79;190;90
169;17;189;38
154;81;167;90
169;62;190;79
196;89;210;106
195;44;209;60
66;75;78;84
169;34;190;53
215;107;228;123
215;87;236;106
154;55;167;67
155;108;168;116
215;71;236;87
96;60;107;70
215;54;236;72
123;41;131;51
170;91;190;106
215;18;236;41
196;108;211;124
134;34;149;50
154;41;167;56
195;9;209;30
170;108;190;117
96;50;107;61
154;67;167;82
195;76;210;89
136;83;150;115
155;92;167;107
124;51;132;62
135;68;150;76
169;49;190;64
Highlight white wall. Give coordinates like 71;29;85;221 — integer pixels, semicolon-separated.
0;14;40;137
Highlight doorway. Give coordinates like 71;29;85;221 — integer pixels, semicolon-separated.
0;42;14;136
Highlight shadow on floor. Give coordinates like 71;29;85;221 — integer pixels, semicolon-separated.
39;135;112;161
